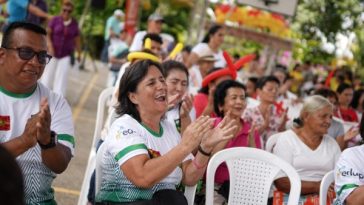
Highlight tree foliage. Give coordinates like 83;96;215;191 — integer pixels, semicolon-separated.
292;0;363;64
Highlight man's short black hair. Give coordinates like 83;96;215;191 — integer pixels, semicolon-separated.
142;33;163;45
1;22;47;48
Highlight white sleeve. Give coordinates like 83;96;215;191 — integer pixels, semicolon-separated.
334;149;361;204
191;43;207;57
129;31;145;52
51;96;75;155
272;135;294;178
107;118;149;166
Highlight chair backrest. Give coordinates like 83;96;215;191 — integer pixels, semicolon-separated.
95;142;107;195
319;170;334;205
205;147;301;205
78;87;114;205
184;184;197;205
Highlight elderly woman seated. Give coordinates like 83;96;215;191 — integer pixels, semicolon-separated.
272;95;341;197
95;60;237;205
211;80;262;204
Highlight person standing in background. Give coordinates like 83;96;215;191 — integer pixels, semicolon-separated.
100;9;124;63
27;0;48;27
129;12;174;54
40;0;81;96
1;0;52;24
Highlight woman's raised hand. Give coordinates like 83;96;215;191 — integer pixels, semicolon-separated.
200;115;238;152
180;94;194;118
167;93;181;109
181;116;213;151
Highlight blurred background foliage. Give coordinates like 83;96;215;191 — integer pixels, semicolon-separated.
45;0;364;73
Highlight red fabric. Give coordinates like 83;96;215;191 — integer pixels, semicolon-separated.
193;93;216;118
273;190;335;205
201;52;255;87
0;115;10;131
335;107;359;122
325;69;336;87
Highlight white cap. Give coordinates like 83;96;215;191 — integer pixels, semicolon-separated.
114;9;124;17
198;48;216;62
148;12;164;22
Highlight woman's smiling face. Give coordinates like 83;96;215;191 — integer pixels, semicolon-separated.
129;65;168;115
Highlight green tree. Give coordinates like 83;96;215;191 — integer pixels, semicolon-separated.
292;0;363;64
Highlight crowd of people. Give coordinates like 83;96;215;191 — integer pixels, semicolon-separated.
0;2;364;205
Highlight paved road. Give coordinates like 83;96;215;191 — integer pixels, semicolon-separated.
52;59;109;205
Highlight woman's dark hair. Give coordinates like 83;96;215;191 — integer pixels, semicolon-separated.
272;65;289;83
256;75;280;90
142;33;163;45
198;67;222;94
336;83;353;94
213;80;246;117
202;24;223;43
182;45;192;53
350;89;364;109
248;77;258;85
314;88;338;102
0;145;24;205
116;60;164;122
162;60;189;80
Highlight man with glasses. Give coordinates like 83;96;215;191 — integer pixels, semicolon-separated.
0;21;75;205
40;0;81;96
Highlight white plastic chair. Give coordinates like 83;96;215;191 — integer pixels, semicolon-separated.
95;142;107;195
205;147;301;205
184;184;197;205
78;87;114;205
319;170;334;205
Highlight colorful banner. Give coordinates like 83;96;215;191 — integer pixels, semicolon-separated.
215;4;291;38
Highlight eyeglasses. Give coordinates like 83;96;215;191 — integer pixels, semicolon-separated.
2;47;52;65
63;8;73;13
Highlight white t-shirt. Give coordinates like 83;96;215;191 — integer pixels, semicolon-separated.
97;114;193;202
188;65;203;95
129;30;174;52
0;83;75;204
327;118;345;139
129;31;147;52
191;43;226;68
334;145;364;205
108;38;128;58
273;129;341;181
165;105;196;133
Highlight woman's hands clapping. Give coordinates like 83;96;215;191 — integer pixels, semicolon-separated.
200;114;238;153
181;116;214;152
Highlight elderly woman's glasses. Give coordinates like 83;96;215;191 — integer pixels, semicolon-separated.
2;47;52;65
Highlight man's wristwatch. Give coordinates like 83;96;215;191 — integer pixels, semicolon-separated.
38;131;58;149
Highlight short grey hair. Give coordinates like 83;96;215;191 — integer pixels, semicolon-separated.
293;95;333;128
300;95;333;116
